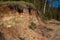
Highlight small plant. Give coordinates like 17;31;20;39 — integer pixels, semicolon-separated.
29;22;36;30
19;37;25;40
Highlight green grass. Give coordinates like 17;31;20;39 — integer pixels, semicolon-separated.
0;1;34;6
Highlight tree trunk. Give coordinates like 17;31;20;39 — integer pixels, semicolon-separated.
43;0;47;14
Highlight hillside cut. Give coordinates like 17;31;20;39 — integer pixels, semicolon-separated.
0;1;47;40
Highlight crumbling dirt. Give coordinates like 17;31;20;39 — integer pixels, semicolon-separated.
0;2;60;40
0;2;47;40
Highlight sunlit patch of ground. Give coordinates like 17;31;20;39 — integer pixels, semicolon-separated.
46;19;60;40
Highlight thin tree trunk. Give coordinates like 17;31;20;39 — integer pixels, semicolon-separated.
43;0;47;14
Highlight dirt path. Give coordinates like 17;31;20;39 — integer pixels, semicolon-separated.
47;20;60;40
